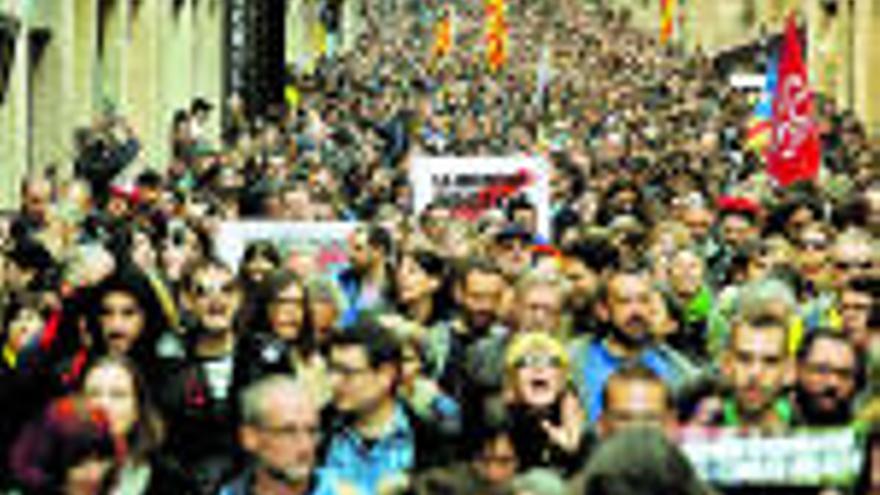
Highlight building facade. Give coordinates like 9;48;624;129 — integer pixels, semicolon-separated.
0;0;362;209
0;0;226;209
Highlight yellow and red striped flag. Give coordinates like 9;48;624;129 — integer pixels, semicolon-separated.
432;7;454;58
660;0;676;44
485;0;508;72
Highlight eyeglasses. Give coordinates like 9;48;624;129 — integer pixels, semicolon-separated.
476;453;518;467
327;361;372;378
526;302;563;315
804;362;855;379
514;354;563;369
799;239;828;251
255;422;322;440
835;260;871;271
841;302;872;312
192;280;237;298
272;296;304;306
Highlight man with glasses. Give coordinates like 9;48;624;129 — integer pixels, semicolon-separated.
793;330;861;426
220;375;350;495
157;257;244;492
514;270;569;336
320;318;452;493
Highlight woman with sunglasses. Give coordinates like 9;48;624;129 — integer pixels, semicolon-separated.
502;331;589;477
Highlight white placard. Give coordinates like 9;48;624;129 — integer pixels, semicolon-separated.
215;221;358;277
676;427;865;487
410;156;552;239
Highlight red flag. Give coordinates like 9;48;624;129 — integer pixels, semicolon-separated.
768;14;821;187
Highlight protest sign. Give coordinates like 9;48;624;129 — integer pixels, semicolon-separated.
216;221;358;277
676;426;865;488
410;156;551;238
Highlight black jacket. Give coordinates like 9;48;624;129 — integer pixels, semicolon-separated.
153;354;242;494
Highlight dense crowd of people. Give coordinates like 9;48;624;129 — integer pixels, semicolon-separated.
0;0;878;493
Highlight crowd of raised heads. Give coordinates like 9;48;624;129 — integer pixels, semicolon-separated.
0;0;878;494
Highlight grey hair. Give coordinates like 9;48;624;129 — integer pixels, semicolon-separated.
239;374;310;425
733;276;797;323
514;267;572;303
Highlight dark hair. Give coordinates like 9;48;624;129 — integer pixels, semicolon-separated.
80;356;165;461
582;427;709;495
366;224;394;257
764;195;824;238
505;194;536;221
246;269;316;355
463;395;514;459
10;396;124;494
5;236;54;274
85;265;169;367
330;316;401;369
238;239;282;292
846;276;880;298
180;256;235;295
455;257;505;288
796;328;864;389
392;249;453;324
241;240;281;268
2;291;50;337
135;170;163;189
562;236;620;273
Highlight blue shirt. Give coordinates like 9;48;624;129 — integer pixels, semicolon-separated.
322;403;416;493
217;467;356;495
336;269;389;329
576;339;678;423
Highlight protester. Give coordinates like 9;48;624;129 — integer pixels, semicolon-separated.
9;396;125;495
154;258;244;492
80;356;196;493
579;427;712;495
2;0;878;493
219;374;350;495
793;329;861;426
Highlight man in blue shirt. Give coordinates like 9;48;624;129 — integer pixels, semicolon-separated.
570;264;695;423
320;318;451;492
337;225;394;329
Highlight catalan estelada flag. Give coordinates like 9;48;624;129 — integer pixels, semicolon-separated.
485;0;508;72
660;0;676;44
745;56;778;154
768;14;821;187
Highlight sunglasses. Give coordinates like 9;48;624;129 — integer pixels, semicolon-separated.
799;239;828;251
192;280;237;298
835;260;871;271
514;354;563;369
